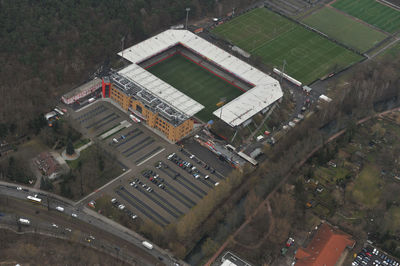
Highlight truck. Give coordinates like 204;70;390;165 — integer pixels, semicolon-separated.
18;218;30;225
142;241;153;250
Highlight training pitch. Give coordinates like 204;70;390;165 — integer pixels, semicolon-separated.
302;7;388;53
332;0;400;33
147;55;244;122
212;8;363;84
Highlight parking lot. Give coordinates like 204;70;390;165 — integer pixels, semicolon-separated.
68;100;227;227
353;246;399;266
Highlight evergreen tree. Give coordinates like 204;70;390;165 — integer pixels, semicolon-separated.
66;139;75;155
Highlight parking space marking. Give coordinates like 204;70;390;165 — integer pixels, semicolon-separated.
151;190;185;215
92;115;120;130
176;175;207;196
119;187;170;225
131;185;181;218
122;136;151;154
75;100;104;113
114;129;141;147
136;147;165;166
178;150;225;181
85;113;115;128
77;107;108;123
157;167;204;199
125;138;155;158
115;130;143;148
116;189;165;227
166;163;208;195
193;175;213;189
157;181;194;208
76;105;106;120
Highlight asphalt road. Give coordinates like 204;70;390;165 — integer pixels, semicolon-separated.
0;184;182;266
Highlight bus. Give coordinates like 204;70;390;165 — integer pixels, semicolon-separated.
142;241;153;250
27;195;42;204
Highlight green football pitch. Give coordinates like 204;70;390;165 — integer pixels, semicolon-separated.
302;7;388;53
332;0;400;33
212;8;363;85
147;54;244;122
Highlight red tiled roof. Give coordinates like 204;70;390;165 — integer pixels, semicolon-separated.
295;223;355;266
36;152;60;176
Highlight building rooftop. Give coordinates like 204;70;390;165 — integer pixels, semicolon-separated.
62;78;102;100
221;251;252;266
118;29;282;127
295;223;355;266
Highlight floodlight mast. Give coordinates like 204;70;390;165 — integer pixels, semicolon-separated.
281;59;287;83
121;36;125;59
185;8;191;30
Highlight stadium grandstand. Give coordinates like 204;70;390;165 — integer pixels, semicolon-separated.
101;29;282;142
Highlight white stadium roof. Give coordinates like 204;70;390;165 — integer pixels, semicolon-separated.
118;64;204;117
118;29;282;127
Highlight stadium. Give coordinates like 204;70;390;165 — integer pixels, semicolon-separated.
103;29;283;142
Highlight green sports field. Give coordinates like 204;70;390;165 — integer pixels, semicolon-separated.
147;55;243;122
332;0;400;33
302;7;388;52
212;8;363;85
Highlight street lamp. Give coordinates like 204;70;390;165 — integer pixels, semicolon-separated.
185;8;191;30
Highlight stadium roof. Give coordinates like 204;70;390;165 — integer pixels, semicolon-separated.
118;64;204;117
118;29;282;127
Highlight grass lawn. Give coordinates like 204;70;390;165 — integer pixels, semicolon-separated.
73;138;90;149
212;8;362;84
315;166;349;184
384;206;400;234
350;164;382;208
302;7;388;52
332;0;400;33
147;54;243;122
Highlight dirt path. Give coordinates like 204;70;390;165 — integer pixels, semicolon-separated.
205;107;400;266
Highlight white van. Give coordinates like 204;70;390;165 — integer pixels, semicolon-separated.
112;138;119;143
88;97;96;103
18;218;30;225
56;206;64;212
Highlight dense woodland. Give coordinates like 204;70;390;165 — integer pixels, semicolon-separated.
0;0;255;137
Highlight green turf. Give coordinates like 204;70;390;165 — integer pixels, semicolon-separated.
302;7;388;52
351;164;382;208
212;8;363;85
332;0;400;33
147;55;244;122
